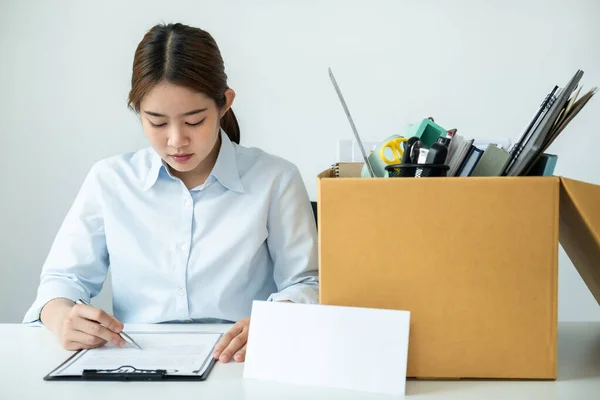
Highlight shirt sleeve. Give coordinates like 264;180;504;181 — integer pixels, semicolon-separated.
22;162;109;324
265;165;319;304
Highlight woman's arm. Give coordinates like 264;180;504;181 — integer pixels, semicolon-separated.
265;165;319;303
213;164;318;364
24;161;124;349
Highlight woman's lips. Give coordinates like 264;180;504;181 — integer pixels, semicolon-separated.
171;154;193;163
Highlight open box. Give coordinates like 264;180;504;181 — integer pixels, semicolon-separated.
316;163;600;379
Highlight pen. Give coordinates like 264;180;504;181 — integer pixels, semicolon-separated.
410;139;423;165
417;148;429;164
75;298;142;350
415;148;430;178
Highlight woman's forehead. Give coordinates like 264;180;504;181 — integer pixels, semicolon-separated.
141;81;215;115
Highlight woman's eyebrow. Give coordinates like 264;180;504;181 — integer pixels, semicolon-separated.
143;108;208;117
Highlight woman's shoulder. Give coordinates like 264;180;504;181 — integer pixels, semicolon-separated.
233;143;300;180
86;147;157;184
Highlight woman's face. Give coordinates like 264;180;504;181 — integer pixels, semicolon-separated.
139;80;234;176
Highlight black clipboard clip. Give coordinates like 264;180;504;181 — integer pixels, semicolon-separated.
82;365;173;381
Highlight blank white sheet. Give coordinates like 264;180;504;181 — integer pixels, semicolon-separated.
244;301;411;396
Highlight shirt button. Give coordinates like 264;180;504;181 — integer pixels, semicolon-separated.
184;199;192;207
178;288;185;297
179;243;188;252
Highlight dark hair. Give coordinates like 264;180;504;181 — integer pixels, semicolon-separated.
128;23;240;144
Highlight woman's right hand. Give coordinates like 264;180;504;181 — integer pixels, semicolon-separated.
40;298;126;351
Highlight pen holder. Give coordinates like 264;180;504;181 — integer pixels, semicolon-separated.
385;163;449;178
385;163;417;178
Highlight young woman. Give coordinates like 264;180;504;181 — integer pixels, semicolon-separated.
23;22;318;364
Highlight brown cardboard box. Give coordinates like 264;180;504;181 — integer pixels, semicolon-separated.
317;165;600;379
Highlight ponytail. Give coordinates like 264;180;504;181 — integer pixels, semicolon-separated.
220;108;240;144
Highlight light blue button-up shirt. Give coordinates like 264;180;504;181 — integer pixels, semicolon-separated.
23;132;319;324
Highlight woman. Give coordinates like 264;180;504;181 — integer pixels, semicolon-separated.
23;22;319;364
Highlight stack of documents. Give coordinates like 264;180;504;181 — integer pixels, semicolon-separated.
504;70;597;176
446;135;475;176
433;70;595;178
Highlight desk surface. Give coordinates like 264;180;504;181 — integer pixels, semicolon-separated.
2;322;599;399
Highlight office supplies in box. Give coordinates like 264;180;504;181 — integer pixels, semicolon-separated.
329;68;595;179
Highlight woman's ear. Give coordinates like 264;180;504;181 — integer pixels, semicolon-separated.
220;88;236;117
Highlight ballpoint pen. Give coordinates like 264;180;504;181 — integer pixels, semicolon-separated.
75;298;142;350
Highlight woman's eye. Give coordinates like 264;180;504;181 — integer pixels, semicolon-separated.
149;121;167;128
186;119;205;127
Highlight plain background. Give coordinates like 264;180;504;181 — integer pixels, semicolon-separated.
1;0;599;323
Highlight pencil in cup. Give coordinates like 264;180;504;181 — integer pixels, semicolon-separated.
75;298;142;350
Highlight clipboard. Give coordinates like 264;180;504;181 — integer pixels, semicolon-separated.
43;331;222;381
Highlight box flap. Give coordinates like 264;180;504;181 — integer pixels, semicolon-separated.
559;177;600;305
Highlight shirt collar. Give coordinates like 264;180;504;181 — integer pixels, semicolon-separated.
142;130;244;193
210;131;244;193
143;150;164;191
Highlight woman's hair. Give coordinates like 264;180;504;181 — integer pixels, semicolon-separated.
128;23;240;144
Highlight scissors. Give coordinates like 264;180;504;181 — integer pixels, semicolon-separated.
379;136;408;165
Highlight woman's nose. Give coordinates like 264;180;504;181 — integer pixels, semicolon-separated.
167;126;189;149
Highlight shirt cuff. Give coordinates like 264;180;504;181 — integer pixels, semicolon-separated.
267;283;319;304
22;278;88;325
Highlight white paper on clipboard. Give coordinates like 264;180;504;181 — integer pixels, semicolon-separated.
48;331;222;377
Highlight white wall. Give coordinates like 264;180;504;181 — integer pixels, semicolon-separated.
1;0;599;323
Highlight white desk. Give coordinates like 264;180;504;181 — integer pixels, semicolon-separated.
2;322;599;399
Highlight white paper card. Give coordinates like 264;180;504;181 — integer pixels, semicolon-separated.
243;301;410;396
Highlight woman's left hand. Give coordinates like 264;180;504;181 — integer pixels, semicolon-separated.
213;316;250;363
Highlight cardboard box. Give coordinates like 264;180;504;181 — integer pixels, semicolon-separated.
317;165;600;379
